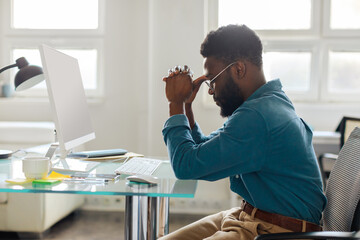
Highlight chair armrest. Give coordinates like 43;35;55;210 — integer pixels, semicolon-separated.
320;153;338;160
254;231;359;240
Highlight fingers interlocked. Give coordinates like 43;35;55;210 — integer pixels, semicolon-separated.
165;65;193;80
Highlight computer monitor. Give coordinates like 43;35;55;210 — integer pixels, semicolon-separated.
39;44;97;171
336;116;360;147
343;118;360;145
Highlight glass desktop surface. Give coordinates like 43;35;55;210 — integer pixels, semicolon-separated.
0;158;197;198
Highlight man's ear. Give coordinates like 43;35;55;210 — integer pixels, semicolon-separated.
231;61;246;82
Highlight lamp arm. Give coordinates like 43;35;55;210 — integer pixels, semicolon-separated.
0;64;18;74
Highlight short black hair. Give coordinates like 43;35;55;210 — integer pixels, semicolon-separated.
200;24;263;67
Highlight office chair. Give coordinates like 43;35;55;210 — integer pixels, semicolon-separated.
318;116;360;189
255;127;360;240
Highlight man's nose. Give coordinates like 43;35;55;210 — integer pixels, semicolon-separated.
208;88;214;95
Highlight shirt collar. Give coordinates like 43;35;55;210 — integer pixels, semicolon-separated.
246;79;282;101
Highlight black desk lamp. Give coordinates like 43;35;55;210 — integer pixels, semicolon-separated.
0;57;44;91
0;57;45;159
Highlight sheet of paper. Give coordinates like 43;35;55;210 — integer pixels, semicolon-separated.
81;152;144;162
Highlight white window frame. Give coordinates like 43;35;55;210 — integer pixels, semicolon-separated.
262;41;321;102
207;0;321;38
204;0;360;104
323;0;360;37
0;0;105;98
3;38;104;97
321;40;360;102
4;0;105;36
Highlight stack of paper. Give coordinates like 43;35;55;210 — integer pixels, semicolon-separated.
72;152;144;162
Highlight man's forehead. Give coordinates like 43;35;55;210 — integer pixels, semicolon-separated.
203;58;208;75
203;56;215;68
203;57;218;74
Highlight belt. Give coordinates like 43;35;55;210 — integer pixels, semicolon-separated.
241;201;322;232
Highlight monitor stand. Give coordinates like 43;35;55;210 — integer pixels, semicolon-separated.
45;143;100;173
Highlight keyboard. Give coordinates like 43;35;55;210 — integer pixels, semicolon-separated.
114;157;162;176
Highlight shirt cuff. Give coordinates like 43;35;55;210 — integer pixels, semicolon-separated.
163;114;190;130
190;122;206;143
191;122;201;135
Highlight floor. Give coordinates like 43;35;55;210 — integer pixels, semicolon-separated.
0;211;206;240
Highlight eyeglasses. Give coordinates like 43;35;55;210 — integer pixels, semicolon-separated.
205;61;237;92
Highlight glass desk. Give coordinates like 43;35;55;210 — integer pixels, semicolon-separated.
0;157;198;240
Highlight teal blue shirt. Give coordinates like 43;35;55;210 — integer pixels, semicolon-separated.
162;79;327;224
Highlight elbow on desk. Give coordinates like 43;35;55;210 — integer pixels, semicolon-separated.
173;169;192;180
171;162;188;179
169;147;202;180
173;167;215;181
171;161;199;180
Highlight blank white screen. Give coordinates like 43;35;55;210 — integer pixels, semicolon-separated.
40;45;95;152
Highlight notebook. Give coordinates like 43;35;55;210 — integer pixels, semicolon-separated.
67;148;127;158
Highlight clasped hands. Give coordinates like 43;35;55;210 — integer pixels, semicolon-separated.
163;65;207;104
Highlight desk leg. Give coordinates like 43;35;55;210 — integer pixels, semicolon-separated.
125;196;134;240
147;197;158;239
125;196;169;240
158;197;169;237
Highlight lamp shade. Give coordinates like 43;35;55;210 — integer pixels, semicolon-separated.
14;57;44;91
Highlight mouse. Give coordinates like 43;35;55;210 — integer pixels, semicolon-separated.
126;175;159;184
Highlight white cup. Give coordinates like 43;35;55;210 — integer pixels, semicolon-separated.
22;157;52;179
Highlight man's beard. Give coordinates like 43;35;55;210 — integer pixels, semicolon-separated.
213;76;244;118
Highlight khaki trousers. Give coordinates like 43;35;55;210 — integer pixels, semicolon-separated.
158;207;292;240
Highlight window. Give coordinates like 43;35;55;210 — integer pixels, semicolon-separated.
218;0;312;30
329;0;360;30
328;51;360;93
12;0;99;29
12;48;98;91
263;52;311;91
324;0;360;37
1;0;104;97
206;0;360;103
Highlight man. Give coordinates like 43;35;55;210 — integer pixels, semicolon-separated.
161;24;326;240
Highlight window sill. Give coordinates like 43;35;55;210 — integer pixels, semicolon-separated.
0;96;105;106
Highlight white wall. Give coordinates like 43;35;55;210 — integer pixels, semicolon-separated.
0;0;360;157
